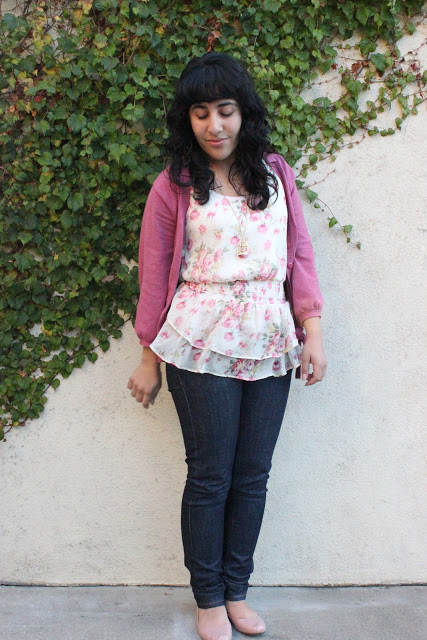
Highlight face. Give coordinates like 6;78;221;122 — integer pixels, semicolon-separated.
188;98;242;166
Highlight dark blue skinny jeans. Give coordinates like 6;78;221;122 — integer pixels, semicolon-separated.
165;362;293;609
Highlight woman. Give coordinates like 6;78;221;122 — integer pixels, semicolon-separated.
128;52;327;640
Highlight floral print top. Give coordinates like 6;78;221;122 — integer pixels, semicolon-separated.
149;167;303;380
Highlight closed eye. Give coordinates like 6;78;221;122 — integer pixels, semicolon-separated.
196;111;234;120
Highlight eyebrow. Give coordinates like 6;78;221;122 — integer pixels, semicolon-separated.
190;101;237;110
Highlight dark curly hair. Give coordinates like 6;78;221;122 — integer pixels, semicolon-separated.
162;52;278;210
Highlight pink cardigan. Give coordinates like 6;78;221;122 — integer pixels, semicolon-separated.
135;153;324;377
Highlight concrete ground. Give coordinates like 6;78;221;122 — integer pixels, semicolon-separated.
0;585;425;640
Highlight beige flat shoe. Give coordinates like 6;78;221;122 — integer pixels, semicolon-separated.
226;609;266;636
196;606;232;640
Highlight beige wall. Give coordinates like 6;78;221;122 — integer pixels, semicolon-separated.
1;21;426;585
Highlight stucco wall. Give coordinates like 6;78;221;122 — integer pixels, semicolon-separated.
1;24;426;585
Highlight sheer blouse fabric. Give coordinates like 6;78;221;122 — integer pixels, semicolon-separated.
149;169;303;380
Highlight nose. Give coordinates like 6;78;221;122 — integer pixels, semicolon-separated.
207;112;223;137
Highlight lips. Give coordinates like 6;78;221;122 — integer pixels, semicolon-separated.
207;138;227;146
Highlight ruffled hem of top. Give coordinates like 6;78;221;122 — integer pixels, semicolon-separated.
165;285;299;360
150;320;303;381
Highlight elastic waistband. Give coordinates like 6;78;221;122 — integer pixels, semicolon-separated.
178;280;286;301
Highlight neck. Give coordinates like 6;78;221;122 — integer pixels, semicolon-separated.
208;153;236;177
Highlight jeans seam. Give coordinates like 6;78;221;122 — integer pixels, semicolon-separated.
181;379;197;580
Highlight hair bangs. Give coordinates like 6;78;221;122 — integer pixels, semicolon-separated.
177;64;242;108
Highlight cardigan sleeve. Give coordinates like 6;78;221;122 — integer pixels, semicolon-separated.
285;163;324;325
134;175;177;346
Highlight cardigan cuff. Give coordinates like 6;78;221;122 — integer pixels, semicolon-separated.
297;311;322;324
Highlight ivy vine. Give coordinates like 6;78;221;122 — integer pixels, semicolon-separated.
0;0;425;442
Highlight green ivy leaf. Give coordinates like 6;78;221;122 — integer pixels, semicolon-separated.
1;13;18;31
371;53;388;73
67;193;84;212
67;113;88;132
18;232;33;245
306;188;318;203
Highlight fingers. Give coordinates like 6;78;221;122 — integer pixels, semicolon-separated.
301;352;310;382
304;362;327;386
127;377;156;408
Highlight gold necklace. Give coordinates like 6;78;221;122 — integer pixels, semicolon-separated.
224;195;249;256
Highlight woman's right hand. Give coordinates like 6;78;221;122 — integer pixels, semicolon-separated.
127;351;162;409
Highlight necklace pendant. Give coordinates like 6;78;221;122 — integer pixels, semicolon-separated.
236;239;249;256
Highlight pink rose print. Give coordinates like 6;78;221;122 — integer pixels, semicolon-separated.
176;301;186;310
226;349;233;356
194;339;205;348
160;330;170;339
233;302;245;316
274;228;280;235
249;211;261;222
191;266;202;280
199;224;207;235
203;254;214;270
259;262;271;278
238;341;247;349
196;248;207;266
186;238;193;251
280;257;286;268
207;299;216;308
175;316;183;326
189;208;200;220
214;230;223;240
223;316;234;328
265;309;273;321
207;209;216;218
214;248;222;262
230;235;240;246
265;212;272;221
264;240;271;250
232;281;244;295
224;332;234;342
272;360;281;372
285;335;294;349
193;352;202;361
258;224;268;234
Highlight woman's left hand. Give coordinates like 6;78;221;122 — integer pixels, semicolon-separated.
300;317;327;386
